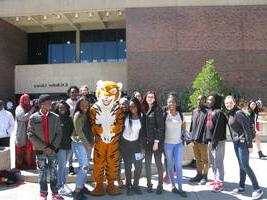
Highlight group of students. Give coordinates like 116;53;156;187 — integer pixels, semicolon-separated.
0;85;265;200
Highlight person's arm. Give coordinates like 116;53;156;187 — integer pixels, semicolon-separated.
50;116;63;151
7;112;15;135
189;111;194;133
139;114;147;151
211;111;226;148
15;106;35;122
154;107;165;143
73;113;90;147
27;116;46;149
236;111;253;148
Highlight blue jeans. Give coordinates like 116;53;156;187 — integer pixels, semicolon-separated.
164;143;184;190
57;149;72;188
36;154;58;194
234;142;260;190
72;141;91;189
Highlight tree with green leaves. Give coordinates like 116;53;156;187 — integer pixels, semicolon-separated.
189;59;224;109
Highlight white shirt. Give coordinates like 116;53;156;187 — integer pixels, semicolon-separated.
165;112;182;144
66;98;78;118
0;109;15;138
122;117;141;141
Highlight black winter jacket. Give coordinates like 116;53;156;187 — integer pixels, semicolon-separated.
145;105;165;145
204;108;227;148
227;107;253;148
59;115;74;149
190;107;208;143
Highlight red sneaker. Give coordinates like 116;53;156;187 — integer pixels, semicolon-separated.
212;183;224;193
208;180;217;186
163;174;169;183
40;192;48;200
51;193;65;200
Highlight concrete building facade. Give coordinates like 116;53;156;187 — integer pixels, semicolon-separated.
0;0;267;102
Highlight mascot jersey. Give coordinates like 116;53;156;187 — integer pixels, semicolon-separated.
90;80;123;196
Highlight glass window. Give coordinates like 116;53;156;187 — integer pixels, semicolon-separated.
28;31;76;64
80;29;126;63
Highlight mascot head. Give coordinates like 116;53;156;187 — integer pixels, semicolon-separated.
96;80;123;107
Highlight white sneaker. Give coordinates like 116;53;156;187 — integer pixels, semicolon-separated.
58;186;72;196
63;184;72;194
252;189;263;200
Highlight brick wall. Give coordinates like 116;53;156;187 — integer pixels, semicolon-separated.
0;19;27;101
126;5;267;103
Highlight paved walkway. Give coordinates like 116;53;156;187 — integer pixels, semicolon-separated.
0;142;266;200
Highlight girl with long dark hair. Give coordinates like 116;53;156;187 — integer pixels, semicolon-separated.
55;101;74;196
142;91;164;194
71;97;94;200
120;97;146;195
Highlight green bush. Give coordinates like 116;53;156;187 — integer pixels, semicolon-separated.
189;59;224;109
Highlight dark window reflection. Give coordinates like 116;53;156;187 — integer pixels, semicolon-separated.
28;29;126;64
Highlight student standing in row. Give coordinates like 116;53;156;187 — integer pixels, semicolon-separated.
55;101;74;197
71;97;94;200
205;94;227;192
120;98;146;196
28;94;63;200
142;91;164;194
225;96;263;200
163;93;187;197
189;95;208;185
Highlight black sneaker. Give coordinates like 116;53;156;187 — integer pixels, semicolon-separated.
172;187;179;193
126;186;134;196
189;174;202;183
147;184;153;193
69;166;76;175
232;187;245;195
177;190;187;198
156;184;163;195
72;191;86;200
199;175;207;185
133;186;142;195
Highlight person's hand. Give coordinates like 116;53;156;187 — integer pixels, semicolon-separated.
181;122;186;129
248;148;253;154
141;149;145;156
153;142;159;151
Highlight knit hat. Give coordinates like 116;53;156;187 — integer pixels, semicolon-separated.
38;94;51;104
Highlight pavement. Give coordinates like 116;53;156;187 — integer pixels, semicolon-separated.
0;141;267;200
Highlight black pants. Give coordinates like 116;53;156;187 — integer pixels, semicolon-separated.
145;143;163;186
0;137;10;147
120;138;142;187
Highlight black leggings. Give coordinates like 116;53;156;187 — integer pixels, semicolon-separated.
120;138;142;187
145;143;163;186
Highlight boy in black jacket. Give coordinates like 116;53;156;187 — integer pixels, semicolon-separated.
189;95;209;185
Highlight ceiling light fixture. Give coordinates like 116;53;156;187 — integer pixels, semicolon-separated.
15;17;20;22
75;13;79;18
27;16;31;21
118;10;122;16
43;15;47;20
56;14;61;19
89;12;93;17
105;11;110;17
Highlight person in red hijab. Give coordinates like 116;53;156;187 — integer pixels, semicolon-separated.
15;94;36;169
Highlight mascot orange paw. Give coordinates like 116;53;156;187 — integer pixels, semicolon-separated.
107;182;121;196
91;183;105;196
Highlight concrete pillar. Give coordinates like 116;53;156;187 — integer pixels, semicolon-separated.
76;30;80;63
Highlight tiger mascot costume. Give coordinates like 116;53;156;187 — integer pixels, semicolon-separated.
90;80;124;196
